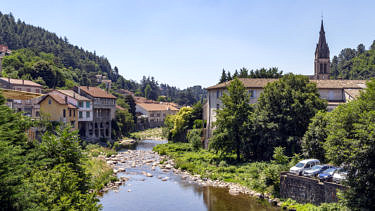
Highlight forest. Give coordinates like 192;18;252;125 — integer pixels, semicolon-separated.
330;41;375;79
0;12;205;106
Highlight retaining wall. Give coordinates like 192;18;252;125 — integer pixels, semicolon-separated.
280;172;346;205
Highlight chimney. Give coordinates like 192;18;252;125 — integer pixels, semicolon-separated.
22;79;24;85
65;96;68;104
7;77;10;88
77;87;81;94
73;92;76;99
87;86;89;90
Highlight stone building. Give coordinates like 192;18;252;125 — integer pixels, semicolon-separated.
136;102;179;128
0;45;11;72
203;20;368;145
50;90;93;139
73;86;116;141
313;20;331;80
37;93;78;130
0;77;43;117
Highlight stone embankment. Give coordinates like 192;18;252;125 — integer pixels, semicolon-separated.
99;149;281;207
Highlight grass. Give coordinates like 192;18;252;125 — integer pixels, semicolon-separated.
153;143;348;210
83;144;117;191
153;142;289;196
130;127;164;140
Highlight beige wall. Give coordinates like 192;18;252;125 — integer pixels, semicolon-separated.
39;96;78;129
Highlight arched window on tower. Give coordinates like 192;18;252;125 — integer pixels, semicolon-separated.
320;64;323;74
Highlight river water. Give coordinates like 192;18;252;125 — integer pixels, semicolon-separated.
100;140;279;211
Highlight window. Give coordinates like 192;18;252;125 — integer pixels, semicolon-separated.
249;90;256;99
86;101;90;108
73;110;75;117
216;90;220;98
48;99;52;104
36;111;40;117
71;121;75;127
86;111;90;118
156;113;160;117
36;89;40;93
69;109;72;117
150;113;154;117
63;109;66;118
26;88;31;92
78;101;83;107
79;111;83;118
216;104;220;110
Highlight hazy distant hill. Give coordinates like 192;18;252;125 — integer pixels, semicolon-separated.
0;12;205;105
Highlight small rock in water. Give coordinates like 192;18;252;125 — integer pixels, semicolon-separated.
161;177;169;181
128;189;131;192
146;173;153;177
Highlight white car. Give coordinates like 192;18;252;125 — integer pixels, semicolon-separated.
289;159;320;176
332;168;347;184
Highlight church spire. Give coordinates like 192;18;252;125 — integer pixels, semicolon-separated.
316;19;329;59
314;19;330;80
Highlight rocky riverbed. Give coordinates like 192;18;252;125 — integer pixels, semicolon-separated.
98;147;282;207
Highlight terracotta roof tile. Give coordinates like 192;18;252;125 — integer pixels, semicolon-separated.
137;103;179;111
78;86;116;99
57;90;90;101
206;78;367;90
0;77;43;87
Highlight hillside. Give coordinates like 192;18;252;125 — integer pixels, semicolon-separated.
0;12;205;105
331;41;375;79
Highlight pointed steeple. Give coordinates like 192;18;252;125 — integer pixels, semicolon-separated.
314;19;330;80
315;19;329;59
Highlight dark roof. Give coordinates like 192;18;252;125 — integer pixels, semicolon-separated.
206;78;367;90
315;20;330;59
78;86;116;99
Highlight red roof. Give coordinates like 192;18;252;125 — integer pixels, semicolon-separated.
78;86;116;99
38;93;77;109
0;77;42;87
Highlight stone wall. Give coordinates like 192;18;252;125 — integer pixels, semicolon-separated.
280;172;346;205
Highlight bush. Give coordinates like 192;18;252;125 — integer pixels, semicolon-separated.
186;129;202;151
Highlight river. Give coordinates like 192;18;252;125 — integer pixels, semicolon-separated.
100;140;279;211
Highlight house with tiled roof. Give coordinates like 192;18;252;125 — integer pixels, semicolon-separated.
73;86;116;141
136;102;179;127
0;77;43;117
50;90;93;139
37;93;78;129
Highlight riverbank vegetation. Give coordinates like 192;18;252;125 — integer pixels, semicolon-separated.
0;91;112;210
161;75;375;210
130;127;164;140
83;144;117;191
154;143;298;197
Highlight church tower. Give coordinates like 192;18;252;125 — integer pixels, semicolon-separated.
314;20;330;80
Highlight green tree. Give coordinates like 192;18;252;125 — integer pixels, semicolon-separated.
210;78;253;161
112;109;135;139
253;74;326;159
219;69;227;83
124;95;137;123
301;111;328;162
144;84;152;99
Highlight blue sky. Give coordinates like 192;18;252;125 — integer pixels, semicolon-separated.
2;0;375;88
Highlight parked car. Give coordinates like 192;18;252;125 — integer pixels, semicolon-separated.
302;164;334;177
333;168;347;184
318;167;337;182
289;159;320;176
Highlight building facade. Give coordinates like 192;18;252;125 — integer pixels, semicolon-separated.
0;77;43;117
314;20;330;80
38;93;78;129
74;86;116;141
50;90;93;139
136;103;179;127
